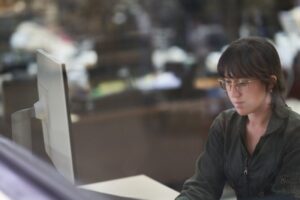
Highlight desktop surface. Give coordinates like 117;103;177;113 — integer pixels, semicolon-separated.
81;174;180;200
79;189;139;200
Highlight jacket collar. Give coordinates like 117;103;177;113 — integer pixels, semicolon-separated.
238;100;289;136
265;100;289;135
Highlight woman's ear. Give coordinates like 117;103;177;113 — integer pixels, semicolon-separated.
269;75;277;92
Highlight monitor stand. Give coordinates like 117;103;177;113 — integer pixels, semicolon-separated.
11;107;35;151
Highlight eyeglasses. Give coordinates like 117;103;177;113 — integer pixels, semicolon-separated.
218;78;255;92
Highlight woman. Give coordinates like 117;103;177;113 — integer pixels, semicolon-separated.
176;37;300;199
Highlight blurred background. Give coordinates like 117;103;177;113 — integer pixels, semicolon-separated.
1;0;300;197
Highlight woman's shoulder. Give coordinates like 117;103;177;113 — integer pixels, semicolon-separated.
281;103;300;124
288;108;300;121
286;108;300;130
278;101;300;123
280;107;300;151
280;106;300;139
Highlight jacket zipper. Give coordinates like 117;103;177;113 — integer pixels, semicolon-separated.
244;157;249;196
243;157;248;176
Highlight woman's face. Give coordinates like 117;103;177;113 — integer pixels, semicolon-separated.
222;78;271;116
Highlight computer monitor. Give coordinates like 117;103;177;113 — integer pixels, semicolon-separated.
9;50;139;200
0;136;87;200
11;49;76;183
36;49;76;183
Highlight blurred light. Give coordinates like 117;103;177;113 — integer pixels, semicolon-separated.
113;12;127;25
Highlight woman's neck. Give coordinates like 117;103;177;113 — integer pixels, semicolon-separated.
247;103;272;128
247;93;273;128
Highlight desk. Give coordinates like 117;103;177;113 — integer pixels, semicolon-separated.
81;174;179;200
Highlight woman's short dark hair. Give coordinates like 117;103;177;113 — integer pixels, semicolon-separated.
217;36;285;101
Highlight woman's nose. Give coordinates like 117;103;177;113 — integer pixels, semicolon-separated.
228;85;241;97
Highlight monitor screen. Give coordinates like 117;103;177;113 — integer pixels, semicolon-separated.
34;49;75;183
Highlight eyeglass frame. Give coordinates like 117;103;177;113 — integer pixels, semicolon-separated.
218;78;256;92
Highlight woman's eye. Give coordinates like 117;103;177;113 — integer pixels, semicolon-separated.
237;82;248;86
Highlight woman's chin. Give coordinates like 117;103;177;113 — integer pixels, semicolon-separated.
235;108;248;116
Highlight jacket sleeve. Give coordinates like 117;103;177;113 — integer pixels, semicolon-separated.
271;125;300;199
175;114;226;200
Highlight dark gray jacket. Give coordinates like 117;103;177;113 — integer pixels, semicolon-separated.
176;103;300;200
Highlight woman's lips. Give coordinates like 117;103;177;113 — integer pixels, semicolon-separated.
233;102;244;108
